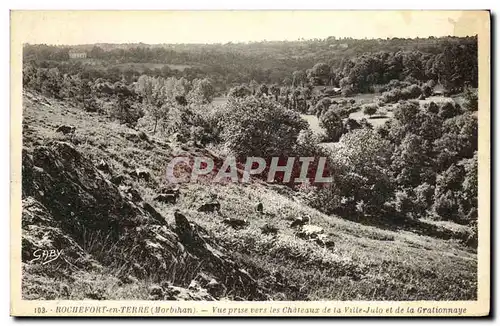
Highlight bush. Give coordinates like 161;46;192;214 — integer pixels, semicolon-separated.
328;129;395;214
220;96;308;158
344;118;362;133
439;101;462;119
379;84;422;103
393;189;414;217
164;105;221;145
433;164;466;222
362;103;378;116
228;85;252;98
314;98;332;117
463;88;478;111
341;85;355;97
295;129;322;157
319;109;344;142
421;84;433;97
427;101;439;114
107;102;144;126
393;101;420;126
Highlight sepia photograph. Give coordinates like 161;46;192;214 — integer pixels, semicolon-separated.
9;9;490;317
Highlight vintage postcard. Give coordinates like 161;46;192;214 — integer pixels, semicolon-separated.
10;10;490;317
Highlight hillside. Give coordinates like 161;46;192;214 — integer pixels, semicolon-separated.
21;92;477;301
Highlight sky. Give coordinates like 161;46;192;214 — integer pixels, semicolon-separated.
12;10;485;45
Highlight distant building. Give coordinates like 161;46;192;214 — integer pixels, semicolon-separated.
69;50;87;59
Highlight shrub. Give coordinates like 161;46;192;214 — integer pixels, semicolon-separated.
164;105;221;145
379;88;402;103
413;183;435;216
393;189;414;217
228;85;252;98
463;88;478;111
341;85;355;97
439;101;462;119
427;101;439;114
328;129;395;214
220;96;308;158
379;84;422;103
433;163;467;222
295;129;323;157
421;84;433;97
314;98;332;117
362;103;378;116
319;109;344;142
393;101;420;126
107;102;144;126
344;118;362;133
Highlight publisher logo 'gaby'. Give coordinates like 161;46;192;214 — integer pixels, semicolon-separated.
165;156;333;184
31;249;63;265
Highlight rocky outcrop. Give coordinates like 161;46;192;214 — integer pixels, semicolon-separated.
22;197;99;271
21;141;268;300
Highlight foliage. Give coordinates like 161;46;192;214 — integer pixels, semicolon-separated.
362;103;378;116
23;35;477;95
220;96;308;158
323;129;395;215
463;87;478;111
319;109;344;142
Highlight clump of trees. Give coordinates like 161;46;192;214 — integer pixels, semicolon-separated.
319;109;344;142
303;38;477;95
135;75;215;133
220;96;308;159
305;99;477;228
378;84;422;103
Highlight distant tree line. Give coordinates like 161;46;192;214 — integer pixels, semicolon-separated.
23;35;477;93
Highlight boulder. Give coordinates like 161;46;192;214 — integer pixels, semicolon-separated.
96;159;110;173
123;131;149;143
197;201;221;213
173;210;265;299
169;132;186;143
154;194;177;204
129;169;151;182
255;202;264;213
160;187;180;196
290;215;311;228
142;202;165;224
21;197;97;271
296;224;324;240
222;217;249;230
260;223;278;235
55;125;76;135
124;187;142;202
315;233;336;248
110;174;126;186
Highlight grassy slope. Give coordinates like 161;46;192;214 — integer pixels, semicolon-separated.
22;92;477;301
